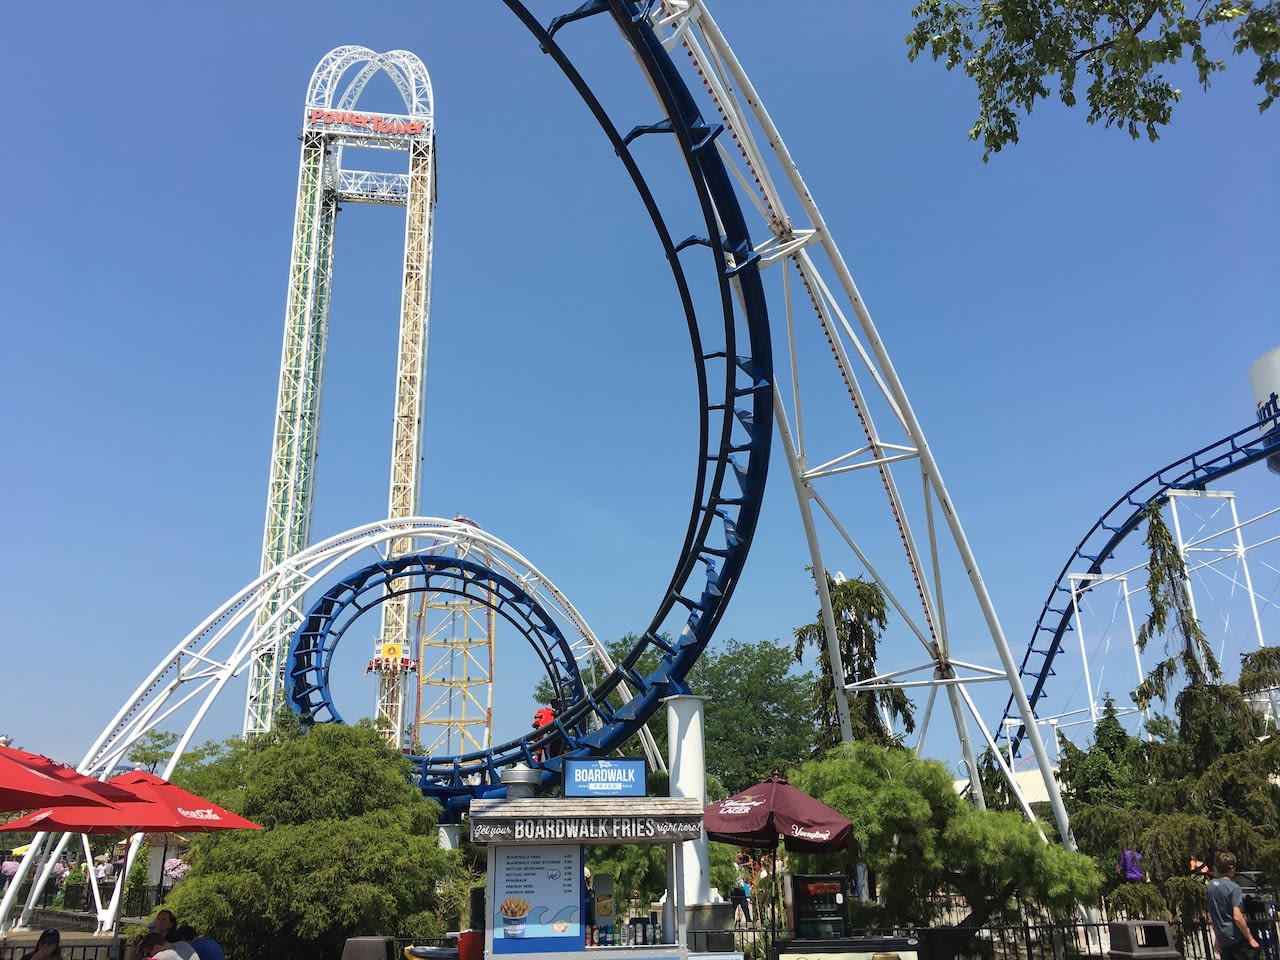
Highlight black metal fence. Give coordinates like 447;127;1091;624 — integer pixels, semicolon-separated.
0;941;127;960
0;882;168;924
2;897;1272;960
721;912;1244;960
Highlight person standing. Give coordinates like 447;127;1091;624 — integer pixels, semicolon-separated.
729;873;752;924
1208;852;1262;960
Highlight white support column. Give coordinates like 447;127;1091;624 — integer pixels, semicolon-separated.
664;694;711;908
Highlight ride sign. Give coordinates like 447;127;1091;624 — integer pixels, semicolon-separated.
306;108;427;137
564;758;646;798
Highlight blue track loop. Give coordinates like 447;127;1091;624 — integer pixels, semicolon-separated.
289;554;588;729
291;1;772;822
999;415;1280;757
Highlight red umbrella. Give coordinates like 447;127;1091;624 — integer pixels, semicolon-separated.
703;774;853;853
0;771;261;835
0;745;139;814
108;771;261;832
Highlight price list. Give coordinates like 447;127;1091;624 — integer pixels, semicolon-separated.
494;844;582;942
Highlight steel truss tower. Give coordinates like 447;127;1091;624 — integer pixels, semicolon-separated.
245;47;437;742
413;581;497;756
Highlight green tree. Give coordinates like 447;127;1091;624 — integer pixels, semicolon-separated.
1133;501;1220;708
690;638;815;793
907;1;1280;159
534;634;816;794
790;742;1099;932
1056;653;1280;925
793;573;913;752
163;722;465;960
128;730;179;774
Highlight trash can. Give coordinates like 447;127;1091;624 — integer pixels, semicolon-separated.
341;937;395;960
1244;896;1279;960
1109;921;1181;960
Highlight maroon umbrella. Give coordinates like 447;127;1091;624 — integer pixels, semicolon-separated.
703;774;852;853
0;746;140;814
0;771;261;835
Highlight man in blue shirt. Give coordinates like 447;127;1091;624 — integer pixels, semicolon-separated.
1208;852;1261;960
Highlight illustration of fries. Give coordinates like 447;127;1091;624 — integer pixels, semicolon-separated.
500;896;532;919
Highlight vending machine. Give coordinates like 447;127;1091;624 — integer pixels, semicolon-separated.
786;873;850;939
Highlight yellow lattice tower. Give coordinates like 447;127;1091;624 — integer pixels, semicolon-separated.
412;585;494;756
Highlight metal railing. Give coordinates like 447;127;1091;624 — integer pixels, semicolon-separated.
722;912;1241;960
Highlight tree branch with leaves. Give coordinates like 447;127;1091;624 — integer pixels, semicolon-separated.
907;1;1280;159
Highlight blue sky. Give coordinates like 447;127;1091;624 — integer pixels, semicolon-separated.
2;2;1277;772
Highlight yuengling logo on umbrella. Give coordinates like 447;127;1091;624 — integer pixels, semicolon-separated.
718;795;766;815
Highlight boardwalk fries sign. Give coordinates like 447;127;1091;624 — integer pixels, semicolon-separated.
470;798;702;846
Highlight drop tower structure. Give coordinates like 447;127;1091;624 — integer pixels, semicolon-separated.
245;47;438;746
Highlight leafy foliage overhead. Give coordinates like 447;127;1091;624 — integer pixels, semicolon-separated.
690;637;816;793
907;1;1280;159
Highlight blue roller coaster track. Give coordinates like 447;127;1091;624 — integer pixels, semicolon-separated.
999;416;1280;756
289;0;773;821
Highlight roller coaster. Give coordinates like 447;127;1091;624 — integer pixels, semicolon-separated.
6;0;1277;936
997;415;1280;758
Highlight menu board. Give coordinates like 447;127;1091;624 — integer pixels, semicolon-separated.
492;844;582;954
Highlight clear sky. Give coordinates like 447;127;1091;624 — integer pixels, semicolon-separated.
3;2;1277;772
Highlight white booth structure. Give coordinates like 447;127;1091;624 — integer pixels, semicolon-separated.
470;796;714;960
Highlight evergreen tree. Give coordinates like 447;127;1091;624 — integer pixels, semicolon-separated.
1133;501;1220;709
1057;661;1280;923
793;572;913;751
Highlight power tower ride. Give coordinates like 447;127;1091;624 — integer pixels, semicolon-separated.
245;47;437;745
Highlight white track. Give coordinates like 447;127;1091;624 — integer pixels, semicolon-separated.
640;1;1069;838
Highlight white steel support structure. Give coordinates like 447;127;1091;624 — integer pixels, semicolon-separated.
1051;491;1278;741
644;1;1071;843
246;48;437;742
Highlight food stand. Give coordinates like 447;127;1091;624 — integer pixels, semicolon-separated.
470;795;713;960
